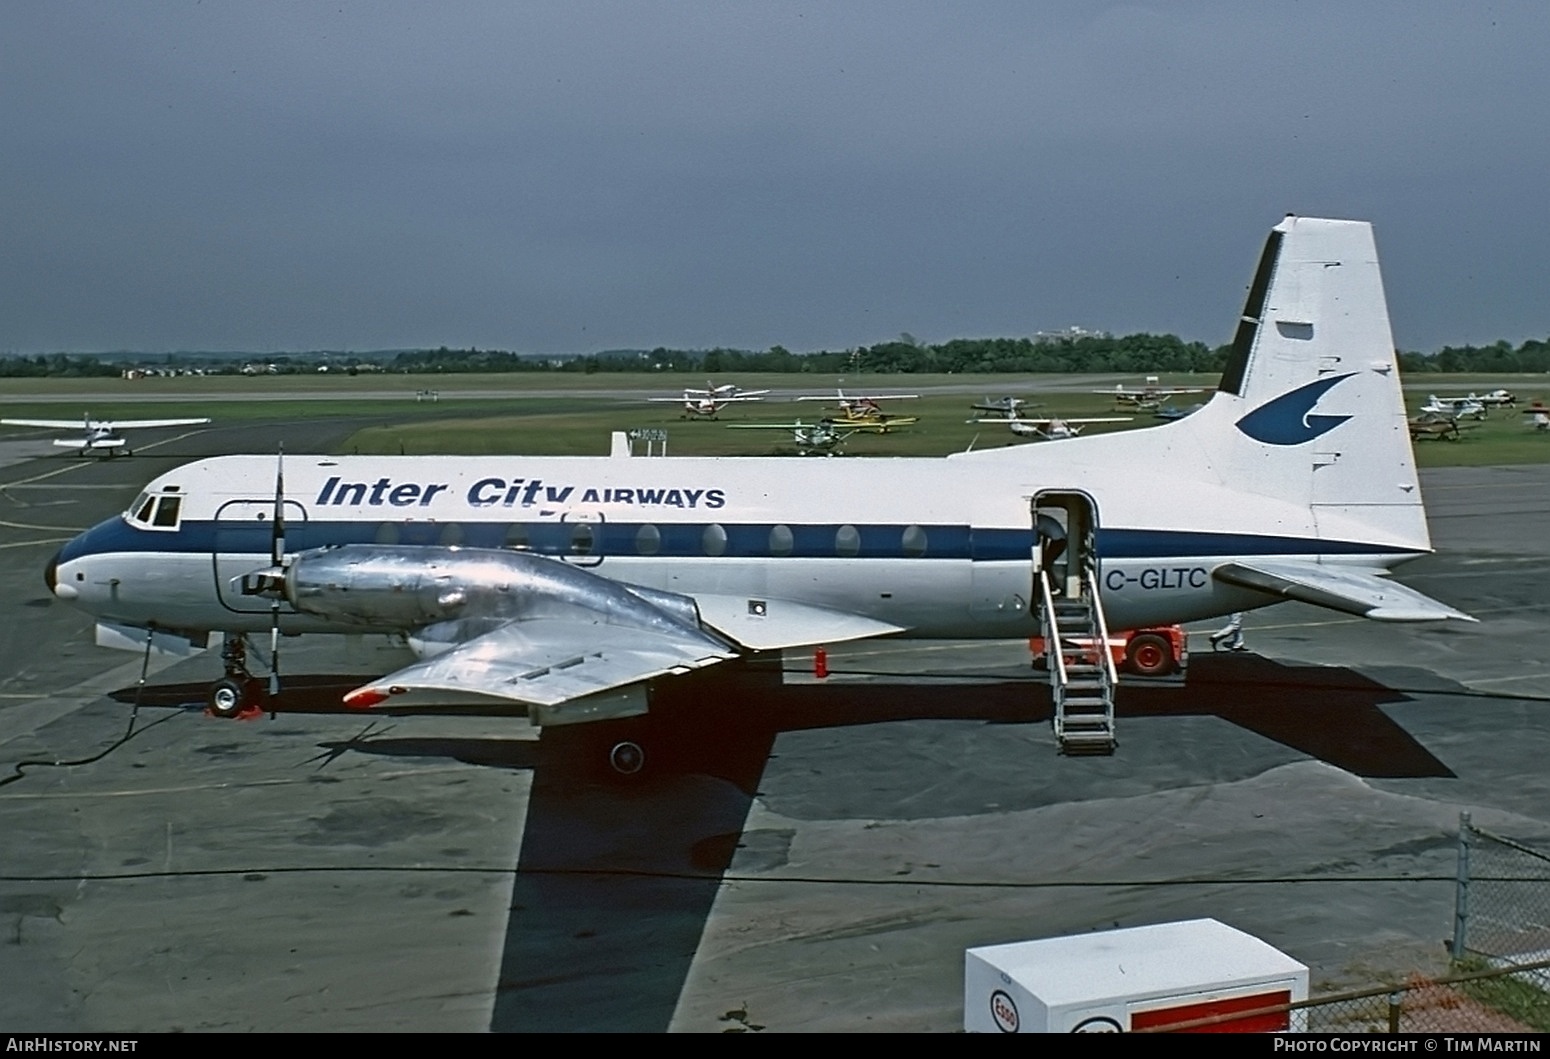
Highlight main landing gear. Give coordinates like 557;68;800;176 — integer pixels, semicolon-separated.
208;634;267;718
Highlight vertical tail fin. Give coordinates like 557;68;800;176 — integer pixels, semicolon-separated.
1188;215;1429;553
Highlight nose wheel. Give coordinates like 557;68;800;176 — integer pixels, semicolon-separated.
208;633;269;718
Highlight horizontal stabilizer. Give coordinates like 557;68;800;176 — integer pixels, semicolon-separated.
1213;560;1475;623
343;618;737;709
691;594;904;650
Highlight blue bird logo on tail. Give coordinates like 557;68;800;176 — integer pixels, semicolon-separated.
1235;373;1355;445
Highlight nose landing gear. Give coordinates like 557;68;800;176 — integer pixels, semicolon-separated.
207;634;268;719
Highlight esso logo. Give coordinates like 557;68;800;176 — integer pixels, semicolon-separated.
990;990;1019;1033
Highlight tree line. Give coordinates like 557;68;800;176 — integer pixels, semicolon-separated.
5;334;1550;377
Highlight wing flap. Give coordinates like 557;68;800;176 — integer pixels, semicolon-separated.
343;618;737;709
690;593;904;650
1213;560;1475;622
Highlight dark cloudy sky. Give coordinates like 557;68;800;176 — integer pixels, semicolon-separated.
4;3;1547;355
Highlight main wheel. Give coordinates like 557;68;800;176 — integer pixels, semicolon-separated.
607;739;646;777
1124;633;1174;677
208;677;249;718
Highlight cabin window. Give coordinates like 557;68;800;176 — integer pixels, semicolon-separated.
504;524;529;551
702;523;728;557
374;523;400;545
151;496;182;528
439;522;464;547
569;523;595;556
131;493;155;524
835;524;860;558
635;524;661;556
902;525;928;557
768;524;794;557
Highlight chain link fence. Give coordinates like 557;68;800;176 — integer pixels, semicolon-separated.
1453;811;1550;965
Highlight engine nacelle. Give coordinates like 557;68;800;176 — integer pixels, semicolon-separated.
281;544;710;640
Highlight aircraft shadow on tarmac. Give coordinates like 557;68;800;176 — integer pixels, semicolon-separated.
111;652;1451;1032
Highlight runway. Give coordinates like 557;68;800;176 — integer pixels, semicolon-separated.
1;419;1548;1032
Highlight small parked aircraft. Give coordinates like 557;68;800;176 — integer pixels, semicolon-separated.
687;381;771;401
1407;412;1474;442
971;396;1041;417
648;391;765;419
727;420;856;453
1;413;212;457
1095;377;1208;412
974;415;1132;440
1522;401;1550;432
1419;394;1487;420
794;388;919;422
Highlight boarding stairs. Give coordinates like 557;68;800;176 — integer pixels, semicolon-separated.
1038;564;1118;755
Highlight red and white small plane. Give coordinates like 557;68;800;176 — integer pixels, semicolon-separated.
1;413;212;457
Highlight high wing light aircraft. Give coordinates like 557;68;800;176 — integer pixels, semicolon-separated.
647;391;764;418
687;381;771;401
1;413;212;457
1523;401;1549;432
973;415;1132;440
1419;394;1487;420
971;396;1041;416
727;420;857;453
794;388;919;419
1095;377;1209;412
45;216;1473;768
1436;388;1515;409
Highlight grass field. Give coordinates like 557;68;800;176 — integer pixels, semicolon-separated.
2;371;1547;465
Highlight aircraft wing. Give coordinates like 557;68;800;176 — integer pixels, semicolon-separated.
1212;560;1475;622
106;417;212;429
690;594;904;650
342;617;739;709
2;418;87;429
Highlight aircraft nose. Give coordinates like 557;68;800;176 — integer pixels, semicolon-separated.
44;548;79;601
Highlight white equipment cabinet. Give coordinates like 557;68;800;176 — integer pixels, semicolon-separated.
964;918;1308;1033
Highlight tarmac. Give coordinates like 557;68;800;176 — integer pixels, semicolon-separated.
1;418;1548;1032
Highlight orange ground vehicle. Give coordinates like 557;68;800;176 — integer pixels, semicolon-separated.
1029;625;1189;679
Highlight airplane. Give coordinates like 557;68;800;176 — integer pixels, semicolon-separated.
1522;401;1550;432
1436;388;1516;409
43;215;1473;771
727;420;857;454
971;396;1041;417
1152;403;1204;421
794;388;919;422
1094;377;1209;412
686;381;771;401
824;410;919;433
1407;412;1474;442
0;413;212;457
973;415;1132;440
647;391;764;419
1419;394;1487;420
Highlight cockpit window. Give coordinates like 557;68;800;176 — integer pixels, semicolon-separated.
151;496;182;527
127;492;183;530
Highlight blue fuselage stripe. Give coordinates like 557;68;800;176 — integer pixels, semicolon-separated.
59;516;1416;564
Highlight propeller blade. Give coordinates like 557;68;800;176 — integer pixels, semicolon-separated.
269;444;285;697
271;443;286;568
